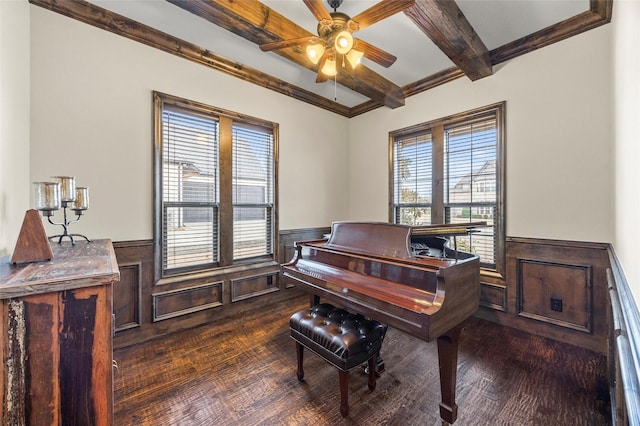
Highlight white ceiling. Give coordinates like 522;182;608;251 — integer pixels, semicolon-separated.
88;0;590;107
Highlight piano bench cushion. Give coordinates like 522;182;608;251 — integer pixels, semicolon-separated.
290;303;387;371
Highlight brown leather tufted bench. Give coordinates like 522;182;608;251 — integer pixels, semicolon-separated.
289;303;387;417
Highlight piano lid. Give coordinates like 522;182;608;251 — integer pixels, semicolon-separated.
323;221;487;261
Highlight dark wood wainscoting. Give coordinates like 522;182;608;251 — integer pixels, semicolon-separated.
112;240;284;349
476;237;610;354
112;227;330;349
112;233;611;353
112;240;151;334
278;227;331;265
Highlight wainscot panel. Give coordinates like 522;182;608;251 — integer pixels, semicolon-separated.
113;240;153;340
112;229;329;349
112;239;299;349
476;237;610;354
231;273;279;302
114;261;142;332
517;259;592;333
479;281;507;312
153;281;223;321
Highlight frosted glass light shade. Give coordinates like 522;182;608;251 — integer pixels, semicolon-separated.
334;31;353;55
306;43;325;65
346;49;364;68
321;58;337;76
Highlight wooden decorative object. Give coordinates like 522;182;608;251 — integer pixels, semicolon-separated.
10;209;54;264
1;239;119;425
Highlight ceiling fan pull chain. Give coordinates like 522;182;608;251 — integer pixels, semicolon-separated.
334;74;337;101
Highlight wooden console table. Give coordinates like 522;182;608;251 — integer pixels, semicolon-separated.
0;239;119;425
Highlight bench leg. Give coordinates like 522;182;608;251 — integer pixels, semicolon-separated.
295;342;304;381
339;370;349;417
367;356;377;392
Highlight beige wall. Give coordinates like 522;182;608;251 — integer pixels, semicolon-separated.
349;24;613;244
0;0;30;257
612;0;640;300
29;6;350;242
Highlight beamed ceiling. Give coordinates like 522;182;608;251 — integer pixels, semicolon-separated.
29;0;612;117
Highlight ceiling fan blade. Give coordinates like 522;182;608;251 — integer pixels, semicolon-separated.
352;0;415;30
303;0;332;21
353;39;397;68
260;36;318;52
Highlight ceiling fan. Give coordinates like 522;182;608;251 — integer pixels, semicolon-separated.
260;0;415;82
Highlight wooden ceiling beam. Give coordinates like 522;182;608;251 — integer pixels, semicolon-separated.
404;0;492;81
169;0;405;109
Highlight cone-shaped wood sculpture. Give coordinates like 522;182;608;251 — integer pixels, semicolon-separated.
10;209;53;264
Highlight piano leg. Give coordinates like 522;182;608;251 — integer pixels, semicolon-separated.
437;324;462;425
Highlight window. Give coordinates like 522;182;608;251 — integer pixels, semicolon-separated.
390;102;505;273
392;133;433;226
154;92;277;278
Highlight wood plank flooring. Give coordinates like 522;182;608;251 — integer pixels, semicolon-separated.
113;291;610;425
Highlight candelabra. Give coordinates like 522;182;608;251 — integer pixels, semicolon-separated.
33;176;91;245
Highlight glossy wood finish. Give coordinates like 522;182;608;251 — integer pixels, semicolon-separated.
28;0;612;117
113;292;610;425
0;240;119;425
282;226;480;341
281;222;480;423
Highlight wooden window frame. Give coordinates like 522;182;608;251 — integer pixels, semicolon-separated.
389;102;506;277
153;92;279;282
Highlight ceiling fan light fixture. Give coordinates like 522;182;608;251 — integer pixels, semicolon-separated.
334;31;353;55
346;48;364;68
306;43;326;65
321;57;337;76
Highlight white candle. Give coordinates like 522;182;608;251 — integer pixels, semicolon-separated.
33;182;61;211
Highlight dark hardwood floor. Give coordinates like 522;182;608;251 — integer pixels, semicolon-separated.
113;290;610;425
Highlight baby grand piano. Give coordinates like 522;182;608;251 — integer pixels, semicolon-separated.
281;221;483;424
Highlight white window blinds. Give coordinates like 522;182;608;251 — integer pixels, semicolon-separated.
393;133;433;225
162;107;219;272
232;123;274;260
444;117;497;266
